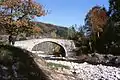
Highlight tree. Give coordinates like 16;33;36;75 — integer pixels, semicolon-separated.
67;25;77;39
84;6;108;52
51;30;57;38
108;0;120;41
109;0;120;22
100;0;120;54
0;0;46;36
85;6;108;38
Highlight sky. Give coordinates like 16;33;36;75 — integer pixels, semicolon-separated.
36;0;109;27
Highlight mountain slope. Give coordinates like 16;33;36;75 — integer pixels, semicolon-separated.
35;22;68;38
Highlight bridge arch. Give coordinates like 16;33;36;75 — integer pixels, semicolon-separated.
14;38;76;57
32;41;67;57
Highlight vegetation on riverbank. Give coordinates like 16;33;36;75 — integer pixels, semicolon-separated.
0;44;49;80
69;0;120;56
47;62;70;70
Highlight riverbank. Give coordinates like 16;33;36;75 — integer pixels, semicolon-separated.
38;53;120;68
46;59;120;80
35;53;120;80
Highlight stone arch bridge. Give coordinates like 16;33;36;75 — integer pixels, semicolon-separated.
14;38;76;57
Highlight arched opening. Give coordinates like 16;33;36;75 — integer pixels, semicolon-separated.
32;41;66;57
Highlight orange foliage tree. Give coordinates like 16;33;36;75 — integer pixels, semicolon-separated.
0;0;46;36
85;6;108;38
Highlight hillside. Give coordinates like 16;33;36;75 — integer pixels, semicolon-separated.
35;22;68;38
0;44;49;80
0;22;69;39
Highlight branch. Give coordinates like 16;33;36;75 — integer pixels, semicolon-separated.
17;13;27;21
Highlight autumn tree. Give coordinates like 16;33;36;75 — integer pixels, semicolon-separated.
85;6;108;38
0;0;46;36
85;6;108;52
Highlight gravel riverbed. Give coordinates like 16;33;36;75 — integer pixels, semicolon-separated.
46;60;120;80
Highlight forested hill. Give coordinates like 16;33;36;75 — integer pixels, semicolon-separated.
34;22;68;38
0;22;69;39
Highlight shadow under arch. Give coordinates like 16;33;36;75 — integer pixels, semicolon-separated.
32;41;66;57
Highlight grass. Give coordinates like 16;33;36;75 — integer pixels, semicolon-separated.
47;62;70;70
